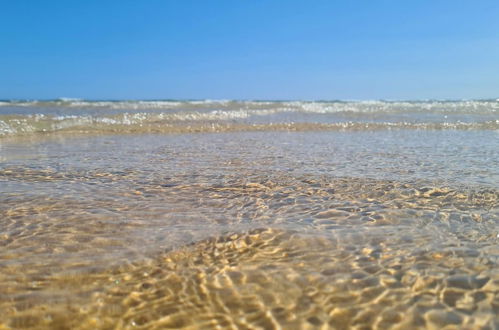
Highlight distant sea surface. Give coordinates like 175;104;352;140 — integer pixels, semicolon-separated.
1;99;498;328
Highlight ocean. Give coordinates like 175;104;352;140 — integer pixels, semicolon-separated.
0;99;498;328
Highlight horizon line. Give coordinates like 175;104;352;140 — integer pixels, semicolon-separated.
2;97;499;103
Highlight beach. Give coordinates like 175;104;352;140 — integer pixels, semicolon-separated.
0;100;498;328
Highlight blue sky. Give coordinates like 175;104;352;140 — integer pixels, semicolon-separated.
1;1;498;100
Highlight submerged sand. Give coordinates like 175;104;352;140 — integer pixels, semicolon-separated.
0;131;498;329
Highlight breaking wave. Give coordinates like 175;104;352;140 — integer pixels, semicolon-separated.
0;99;498;137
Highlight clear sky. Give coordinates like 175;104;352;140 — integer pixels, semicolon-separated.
1;0;499;100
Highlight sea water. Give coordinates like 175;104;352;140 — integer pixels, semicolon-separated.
0;100;498;328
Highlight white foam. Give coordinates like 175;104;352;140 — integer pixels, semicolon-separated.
0;100;498;117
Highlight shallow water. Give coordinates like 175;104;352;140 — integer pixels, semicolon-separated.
0;101;499;329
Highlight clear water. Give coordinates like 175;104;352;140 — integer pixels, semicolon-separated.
0;100;498;329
